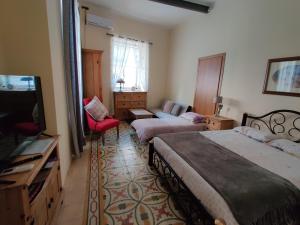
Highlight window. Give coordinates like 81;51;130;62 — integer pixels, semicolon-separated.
111;37;149;91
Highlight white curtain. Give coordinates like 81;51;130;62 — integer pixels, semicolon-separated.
111;36;149;91
134;41;149;91
111;37;130;90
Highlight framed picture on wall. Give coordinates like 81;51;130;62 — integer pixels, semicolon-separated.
263;56;300;97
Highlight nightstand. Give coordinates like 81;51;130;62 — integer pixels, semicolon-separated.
206;116;234;131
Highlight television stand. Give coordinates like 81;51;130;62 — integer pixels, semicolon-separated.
0;136;63;225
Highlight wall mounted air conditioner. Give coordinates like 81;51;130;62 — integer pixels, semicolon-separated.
86;13;113;30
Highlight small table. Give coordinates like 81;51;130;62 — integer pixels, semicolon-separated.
206;115;234;131
129;109;153;119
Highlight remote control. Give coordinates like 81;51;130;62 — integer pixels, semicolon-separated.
0;164;34;176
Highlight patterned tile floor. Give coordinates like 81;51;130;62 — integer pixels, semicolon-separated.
97;122;186;225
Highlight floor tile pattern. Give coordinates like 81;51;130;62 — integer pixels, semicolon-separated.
87;137;102;225
88;122;186;225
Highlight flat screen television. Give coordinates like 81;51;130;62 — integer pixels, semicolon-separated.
0;75;46;171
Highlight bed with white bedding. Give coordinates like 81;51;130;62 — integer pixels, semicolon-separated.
148;110;300;225
131;113;206;142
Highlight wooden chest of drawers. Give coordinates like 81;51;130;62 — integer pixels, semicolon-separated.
206;116;234;131
113;91;147;120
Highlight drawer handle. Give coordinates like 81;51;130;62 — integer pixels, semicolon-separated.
48;203;52;209
50;197;54;203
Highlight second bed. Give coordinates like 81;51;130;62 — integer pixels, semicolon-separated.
131;115;207;142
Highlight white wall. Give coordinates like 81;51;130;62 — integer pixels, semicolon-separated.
0;41;5;70
79;1;170;110
167;0;300;122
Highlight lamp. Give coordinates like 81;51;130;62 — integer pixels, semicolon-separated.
116;78;125;92
213;96;223;117
20;76;33;90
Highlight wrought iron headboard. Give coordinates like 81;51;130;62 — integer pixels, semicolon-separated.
241;110;300;143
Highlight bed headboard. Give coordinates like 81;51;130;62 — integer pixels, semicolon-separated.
241;110;300;143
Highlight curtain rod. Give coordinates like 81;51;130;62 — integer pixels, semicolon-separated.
106;33;153;45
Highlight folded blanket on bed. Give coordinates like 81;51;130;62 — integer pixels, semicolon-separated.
158;132;300;225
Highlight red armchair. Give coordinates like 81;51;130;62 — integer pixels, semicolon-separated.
83;98;120;145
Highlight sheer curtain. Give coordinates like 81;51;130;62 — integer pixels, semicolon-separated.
134;41;149;91
111;36;149;91
111;37;130;90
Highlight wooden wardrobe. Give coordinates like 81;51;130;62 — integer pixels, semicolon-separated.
194;53;226;115
82;49;103;100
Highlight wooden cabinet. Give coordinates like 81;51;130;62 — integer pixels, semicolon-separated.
113;91;147;120
0;137;62;225
206;116;234;131
82;49;103;100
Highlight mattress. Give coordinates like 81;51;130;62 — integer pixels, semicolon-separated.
131;117;206;142
153;130;300;225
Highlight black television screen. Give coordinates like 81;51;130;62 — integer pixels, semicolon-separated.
0;75;46;164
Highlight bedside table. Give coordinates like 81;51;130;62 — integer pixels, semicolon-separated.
206;116;234;131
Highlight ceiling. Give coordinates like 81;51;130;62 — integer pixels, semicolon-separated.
85;0;214;28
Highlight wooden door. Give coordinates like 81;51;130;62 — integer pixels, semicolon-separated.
82;49;103;100
193;53;225;115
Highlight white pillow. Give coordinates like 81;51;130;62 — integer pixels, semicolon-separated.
269;139;300;158
233;126;279;142
179;112;205;124
84;96;108;121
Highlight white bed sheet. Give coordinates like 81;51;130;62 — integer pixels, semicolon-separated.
153;130;300;225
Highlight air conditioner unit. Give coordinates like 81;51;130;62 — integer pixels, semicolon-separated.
86;13;113;30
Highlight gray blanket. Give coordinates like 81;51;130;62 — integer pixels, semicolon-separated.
158;132;300;225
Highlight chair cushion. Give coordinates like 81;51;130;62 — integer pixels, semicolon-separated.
84;96;108;121
94;118;120;132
